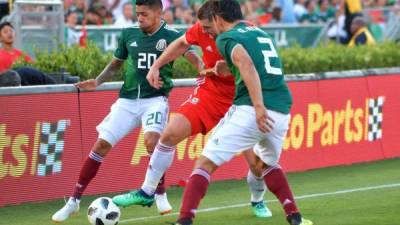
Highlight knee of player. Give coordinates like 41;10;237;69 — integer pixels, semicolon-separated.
93;139;112;157
248;164;263;177
195;156;219;174
144;134;160;153
160;128;186;146
267;156;280;168
261;161;281;174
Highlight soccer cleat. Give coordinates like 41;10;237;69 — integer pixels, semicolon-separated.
251;201;272;218
287;212;313;225
112;189;154;208
155;193;172;215
51;197;80;223
299;218;313;225
173;218;193;225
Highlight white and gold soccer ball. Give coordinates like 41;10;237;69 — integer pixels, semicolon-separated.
87;197;121;225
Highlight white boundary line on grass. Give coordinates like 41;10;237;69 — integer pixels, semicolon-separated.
120;183;400;223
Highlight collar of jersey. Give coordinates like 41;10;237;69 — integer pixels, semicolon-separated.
141;20;166;37
232;21;246;30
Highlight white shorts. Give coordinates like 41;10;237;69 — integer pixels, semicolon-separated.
202;105;290;166
96;96;169;146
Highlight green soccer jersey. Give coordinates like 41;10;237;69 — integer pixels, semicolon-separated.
216;22;292;114
114;21;181;99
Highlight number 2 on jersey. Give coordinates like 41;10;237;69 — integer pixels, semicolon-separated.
257;37;283;75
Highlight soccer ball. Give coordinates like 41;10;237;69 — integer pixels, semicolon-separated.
87;197;121;225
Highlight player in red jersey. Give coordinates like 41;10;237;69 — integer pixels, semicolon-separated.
112;1;272;218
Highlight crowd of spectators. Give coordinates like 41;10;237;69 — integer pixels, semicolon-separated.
0;0;398;87
60;0;399;27
59;0;399;46
0;0;398;25
0;0;398;26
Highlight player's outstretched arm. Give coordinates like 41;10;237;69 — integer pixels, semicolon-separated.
184;50;203;72
75;58;124;91
147;35;194;89
152;35;191;70
231;44;274;133
199;60;230;77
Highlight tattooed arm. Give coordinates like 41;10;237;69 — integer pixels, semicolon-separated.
75;58;124;90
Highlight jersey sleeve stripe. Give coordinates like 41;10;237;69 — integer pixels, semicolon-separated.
230;43;243;62
113;55;125;61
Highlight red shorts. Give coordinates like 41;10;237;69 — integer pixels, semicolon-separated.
177;88;231;135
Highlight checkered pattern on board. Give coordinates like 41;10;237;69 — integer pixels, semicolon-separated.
368;97;384;141
37;120;68;176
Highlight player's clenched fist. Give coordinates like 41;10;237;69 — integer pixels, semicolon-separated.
255;105;274;133
214;60;231;77
147;66;163;89
199;61;231;77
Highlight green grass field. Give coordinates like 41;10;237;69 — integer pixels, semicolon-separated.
1;158;400;225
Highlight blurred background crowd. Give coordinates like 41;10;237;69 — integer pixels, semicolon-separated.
62;0;400;25
60;0;400;26
1;0;398;26
0;0;399;87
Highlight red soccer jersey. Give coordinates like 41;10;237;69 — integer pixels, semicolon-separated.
185;22;235;104
0;48;32;73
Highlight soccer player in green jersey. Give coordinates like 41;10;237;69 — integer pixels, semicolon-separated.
173;1;313;225
112;1;272;218
52;0;200;222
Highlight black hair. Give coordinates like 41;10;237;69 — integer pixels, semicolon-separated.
64;10;77;20
305;0;314;8
0;22;13;32
318;0;328;6
136;0;163;9
197;1;213;20
0;70;21;87
211;0;243;23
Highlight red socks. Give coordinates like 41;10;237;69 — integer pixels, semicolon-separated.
263;166;298;216
179;168;211;220
73;151;103;199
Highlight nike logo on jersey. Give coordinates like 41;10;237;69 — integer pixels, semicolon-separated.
130;41;138;47
206;45;213;52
